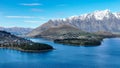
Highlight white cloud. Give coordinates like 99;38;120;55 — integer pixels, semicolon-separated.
5;16;45;19
24;20;46;23
20;3;42;6
31;8;44;12
5;16;36;18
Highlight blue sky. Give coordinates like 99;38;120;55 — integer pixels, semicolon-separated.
0;0;120;28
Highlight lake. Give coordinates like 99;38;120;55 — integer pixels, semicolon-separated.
0;38;120;68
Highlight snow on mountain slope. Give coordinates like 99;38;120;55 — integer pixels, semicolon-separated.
27;9;120;37
66;9;117;20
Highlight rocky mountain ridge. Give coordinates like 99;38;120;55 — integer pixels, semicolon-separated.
27;9;120;37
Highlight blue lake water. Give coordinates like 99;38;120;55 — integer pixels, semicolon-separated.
0;38;120;68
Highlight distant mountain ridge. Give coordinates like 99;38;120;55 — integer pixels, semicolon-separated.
27;9;120;37
0;27;33;36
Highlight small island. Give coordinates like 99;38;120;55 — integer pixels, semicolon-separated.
54;37;103;46
53;31;119;46
0;31;53;52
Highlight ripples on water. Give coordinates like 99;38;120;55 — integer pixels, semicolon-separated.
0;38;120;68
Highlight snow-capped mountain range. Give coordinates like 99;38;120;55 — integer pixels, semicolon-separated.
28;9;120;37
56;9;120;21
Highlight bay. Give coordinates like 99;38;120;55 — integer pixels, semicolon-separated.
0;38;120;68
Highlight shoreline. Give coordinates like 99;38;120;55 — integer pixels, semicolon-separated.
0;47;53;53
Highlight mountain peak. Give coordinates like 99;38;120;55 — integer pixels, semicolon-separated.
65;9;113;21
92;9;111;20
94;9;111;14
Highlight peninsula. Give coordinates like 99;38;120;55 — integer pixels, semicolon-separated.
0;31;53;52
